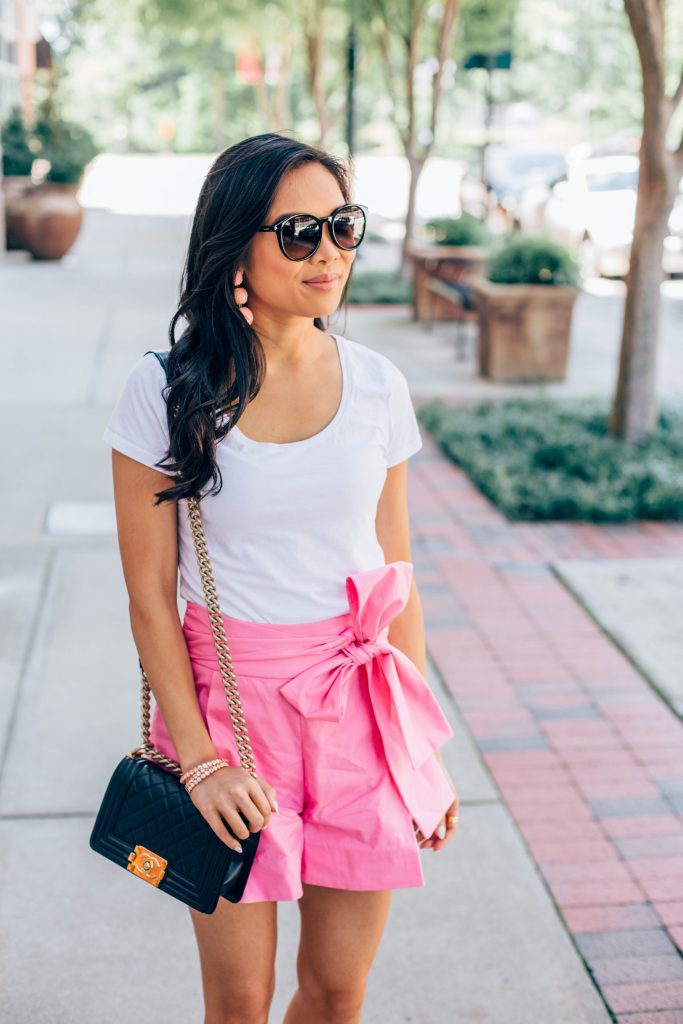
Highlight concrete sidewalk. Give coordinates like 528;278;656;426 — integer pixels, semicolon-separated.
0;204;641;1022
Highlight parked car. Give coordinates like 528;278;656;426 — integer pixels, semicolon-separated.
485;143;568;221
663;192;683;278
532;153;683;278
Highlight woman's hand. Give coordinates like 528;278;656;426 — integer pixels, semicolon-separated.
414;786;460;853
188;764;278;852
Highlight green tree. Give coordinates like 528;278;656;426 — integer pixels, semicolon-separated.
361;0;462;268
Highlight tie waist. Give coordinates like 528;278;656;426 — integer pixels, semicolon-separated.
182;560;455;837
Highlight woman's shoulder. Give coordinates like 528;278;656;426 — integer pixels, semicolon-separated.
141;346;172;378
335;333;422;465
336;333;407;393
114;346;171;395
101;347;173;471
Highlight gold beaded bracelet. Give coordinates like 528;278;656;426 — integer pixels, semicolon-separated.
181;757;231;792
180;757;229;785
185;761;230;794
184;760;230;794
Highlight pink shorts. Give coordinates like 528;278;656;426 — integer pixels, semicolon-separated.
149;560;455;903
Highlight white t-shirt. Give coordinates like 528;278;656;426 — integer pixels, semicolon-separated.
102;332;423;623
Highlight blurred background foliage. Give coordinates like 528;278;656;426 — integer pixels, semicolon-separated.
33;0;682;158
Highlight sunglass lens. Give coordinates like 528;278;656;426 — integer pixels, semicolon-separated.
332;205;366;249
281;215;321;260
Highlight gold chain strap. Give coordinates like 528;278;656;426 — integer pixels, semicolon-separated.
128;494;258;779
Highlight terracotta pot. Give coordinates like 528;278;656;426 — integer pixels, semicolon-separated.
405;242;488;322
2;175;34;249
4;181;83;259
467;274;580;382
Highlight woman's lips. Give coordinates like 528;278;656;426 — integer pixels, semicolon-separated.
303;276;341;291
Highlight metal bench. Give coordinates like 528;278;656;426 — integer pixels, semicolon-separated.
423;276;479;361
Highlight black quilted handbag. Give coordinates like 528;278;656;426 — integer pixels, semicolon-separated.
89;494;261;913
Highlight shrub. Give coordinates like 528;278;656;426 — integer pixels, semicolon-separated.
347;270;413;305
1;107;35;176
1;94;99;186
486;233;581;287
424;212;491;247
33;95;98;185
416;396;683;522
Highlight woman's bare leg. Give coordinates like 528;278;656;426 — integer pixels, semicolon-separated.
189;898;278;1024
283;883;393;1024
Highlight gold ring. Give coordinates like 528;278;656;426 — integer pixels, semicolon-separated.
446;814;459;826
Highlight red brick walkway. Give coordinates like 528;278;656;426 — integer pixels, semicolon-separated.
412;434;683;1024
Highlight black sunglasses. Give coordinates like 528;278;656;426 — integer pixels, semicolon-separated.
258;203;368;261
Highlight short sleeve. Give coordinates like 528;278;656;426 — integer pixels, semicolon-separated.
385;363;423;467
102;351;174;473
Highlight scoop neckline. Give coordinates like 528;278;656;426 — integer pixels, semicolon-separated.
230;332;349;449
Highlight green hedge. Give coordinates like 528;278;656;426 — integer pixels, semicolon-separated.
347;271;413;305
487;233;581;287
416;396;683;521
424;212;491;247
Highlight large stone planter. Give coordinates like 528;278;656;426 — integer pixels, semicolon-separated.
467;274;580;381
405;241;488;322
4;180;83;259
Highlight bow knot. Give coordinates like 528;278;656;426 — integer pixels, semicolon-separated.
276;560;455;839
342;637;384;668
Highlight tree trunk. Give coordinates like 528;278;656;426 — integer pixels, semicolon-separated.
609;173;674;440
274;40;293;131
302;0;331;148
211;69;225;151
374;0;459;276
401;153;426;274
611;0;683;441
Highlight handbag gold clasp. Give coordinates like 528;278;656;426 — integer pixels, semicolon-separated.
127;844;167;886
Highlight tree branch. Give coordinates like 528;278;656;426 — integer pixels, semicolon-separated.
373;2;409;150
405;0;425;157
428;0;459;144
624;0;667;105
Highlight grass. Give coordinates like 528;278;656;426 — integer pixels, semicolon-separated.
416;395;683;522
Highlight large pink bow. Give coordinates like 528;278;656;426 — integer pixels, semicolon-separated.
278;560;455;838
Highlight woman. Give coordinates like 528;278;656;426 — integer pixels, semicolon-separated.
103;132;459;1024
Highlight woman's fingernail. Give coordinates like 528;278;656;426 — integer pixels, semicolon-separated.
436;824;446;839
234;844;243;853
273;799;279;812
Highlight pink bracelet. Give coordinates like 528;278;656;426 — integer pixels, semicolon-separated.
181;757;230;791
180;757;229;785
185;761;230;793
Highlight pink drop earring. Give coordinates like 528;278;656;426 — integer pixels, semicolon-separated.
233;268;254;325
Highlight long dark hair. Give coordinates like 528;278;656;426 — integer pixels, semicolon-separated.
152;132;355;506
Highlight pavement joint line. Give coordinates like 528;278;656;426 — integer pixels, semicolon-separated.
0;538;120;553
0;798;496;823
549;559;683;725
0;548;57;787
0;811;99;820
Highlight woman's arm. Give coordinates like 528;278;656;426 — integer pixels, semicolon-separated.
376;459;459;852
111;450;219;774
111;449;277;851
375;459;427;676
375;460;455;784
